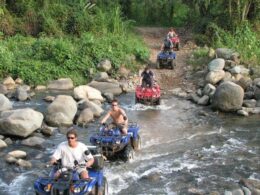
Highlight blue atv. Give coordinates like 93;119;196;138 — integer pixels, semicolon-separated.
34;147;108;195
90;122;141;162
156;50;176;69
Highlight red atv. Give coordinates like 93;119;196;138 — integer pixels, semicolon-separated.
171;35;180;51
135;83;161;105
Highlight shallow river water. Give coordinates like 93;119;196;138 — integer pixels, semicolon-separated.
0;91;259;195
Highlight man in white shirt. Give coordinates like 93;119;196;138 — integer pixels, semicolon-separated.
50;128;94;179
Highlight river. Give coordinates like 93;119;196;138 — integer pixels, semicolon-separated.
0;91;259;195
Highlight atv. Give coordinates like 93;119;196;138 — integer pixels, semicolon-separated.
89;122;141;162
135;83;161;105
34;147;108;195
156;49;176;69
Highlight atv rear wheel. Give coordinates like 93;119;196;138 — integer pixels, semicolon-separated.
135;95;139;104
100;177;108;195
154;98;161;105
156;60;160;69
176;42;180;51
170;61;176;69
121;144;134;162
132;134;141;151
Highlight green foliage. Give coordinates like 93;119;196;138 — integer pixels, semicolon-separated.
207;22;260;67
188;47;211;70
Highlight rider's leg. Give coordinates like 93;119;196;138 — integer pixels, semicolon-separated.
79;169;89;179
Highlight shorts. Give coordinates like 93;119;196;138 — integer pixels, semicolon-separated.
110;122;128;132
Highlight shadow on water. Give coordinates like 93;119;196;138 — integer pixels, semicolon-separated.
0;91;259;195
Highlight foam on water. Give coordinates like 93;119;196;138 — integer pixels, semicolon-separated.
125;102;173;111
0;171;34;195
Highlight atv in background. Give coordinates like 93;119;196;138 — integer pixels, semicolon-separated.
90;122;141;162
170;35;180;51
34;147;108;195
135;83;161;105
156;50;176;69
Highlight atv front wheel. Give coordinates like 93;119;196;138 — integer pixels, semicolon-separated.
132;134;141;151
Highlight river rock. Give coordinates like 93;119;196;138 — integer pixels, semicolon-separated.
239;178;260;194
15;86;30;101
216;48;237;60
35;85;47;91
16;159;32;168
94;72;109;82
243;99;257;108
47;78;74;90
0;94;12;111
4;137;12;145
255;87;260;100
212;81;244;112
88;80;123;96
5;155;17;163
8;150;27;158
21;136;45;148
2;76;16;90
235;77;252;90
76;108;94;126
97;59;112;72
41;125;56;136
0;108;44;137
140;172;162;182
0;84;8;94
43;95;55;102
203;83;216;97
15;78;23;85
78;100;104;117
206;70;225;85
237;109;249;116
231;189;244;195
198;95;209;105
208;58;225;71
45;95;77;127
73;85;104;102
0;139;7;148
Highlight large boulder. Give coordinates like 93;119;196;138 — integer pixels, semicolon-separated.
0;94;12;111
47;78;74;90
212;81;244;112
0;108;44;137
216;48;239;62
45;95;77;126
73;85;104;102
78;100;104;117
88;81;123;96
208;58;225;71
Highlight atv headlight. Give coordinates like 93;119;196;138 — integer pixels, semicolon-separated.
73;187;81;193
44;184;52;192
115;140;120;144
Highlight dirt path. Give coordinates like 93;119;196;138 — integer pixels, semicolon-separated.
135;27;196;92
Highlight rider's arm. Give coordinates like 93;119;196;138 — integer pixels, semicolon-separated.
50;144;62;164
84;148;94;167
100;111;111;124
119;108;128;121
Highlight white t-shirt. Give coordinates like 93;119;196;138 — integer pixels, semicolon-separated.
52;141;93;168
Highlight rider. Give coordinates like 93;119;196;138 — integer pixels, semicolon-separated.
140;66;154;88
100;99;128;135
160;35;173;51
167;27;177;38
50;128;94;179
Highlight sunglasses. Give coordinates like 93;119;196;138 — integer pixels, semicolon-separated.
112;104;118;107
67;137;75;140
